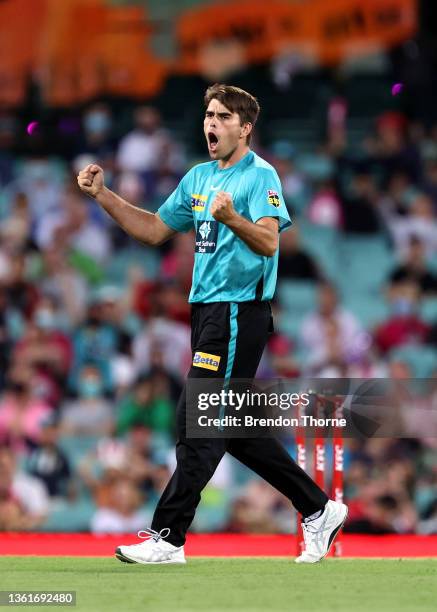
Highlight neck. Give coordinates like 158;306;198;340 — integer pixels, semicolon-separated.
218;145;250;169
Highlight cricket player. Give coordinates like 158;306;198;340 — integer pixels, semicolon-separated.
77;84;348;564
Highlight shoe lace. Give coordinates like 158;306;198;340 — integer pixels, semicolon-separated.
301;520;330;554
137;528;171;544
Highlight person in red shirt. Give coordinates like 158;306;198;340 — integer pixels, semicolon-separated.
375;280;429;354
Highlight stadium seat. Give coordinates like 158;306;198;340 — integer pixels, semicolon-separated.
58;435;101;470
337;235;395;295
277;279;317;339
343;292;390;329
104;247;160;284
389;345;437;378
420;297;437;324
40;499;95;533
192;486;230;532
341;75;400;118
297;219;341;281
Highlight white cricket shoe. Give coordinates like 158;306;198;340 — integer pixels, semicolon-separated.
115;528;186;565
295;500;348;564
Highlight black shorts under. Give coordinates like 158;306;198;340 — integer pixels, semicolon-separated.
189;300;273;381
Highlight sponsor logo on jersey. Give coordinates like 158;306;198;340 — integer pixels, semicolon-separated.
195;220;218;253
193;351;221;371
191;194;207;211
199;221;211;240
267;189;280;208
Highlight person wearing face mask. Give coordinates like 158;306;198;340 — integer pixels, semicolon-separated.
13;296;73;407
375;280;430;354
60;364;114;436
79;103;116;159
115;105;184;199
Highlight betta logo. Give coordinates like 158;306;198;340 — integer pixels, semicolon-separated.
193;351;221;371
191;194;207;211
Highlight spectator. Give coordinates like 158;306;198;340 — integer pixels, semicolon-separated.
160;232;195;294
375;280;429;354
60;364;114;436
389;235;437;294
378;170;413;219
307;179;343;229
116;372;174;437
70;299;125;392
90;479;151;534
0;366;53;454
78;429;167;503
0;287;13;391
341;168;381;234
269;141;308;214
36;186;111;264
79;102;116;160
116;106;184;199
421;156;437;210
226;479;291;533
116;106;167;175
0;446;49;530
26;414;72;499
300;282;368;375
13;156;64;230
40;247;89;327
277;226;320;281
1;250;39;322
132;313;191;380
372;111;421;185
13;295;73;405
388;192;437;259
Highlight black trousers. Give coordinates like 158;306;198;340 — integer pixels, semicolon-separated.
151;301;328;547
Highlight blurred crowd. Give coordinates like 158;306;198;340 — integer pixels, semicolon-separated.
0;87;437;536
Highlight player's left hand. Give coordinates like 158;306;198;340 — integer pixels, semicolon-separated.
211;191;237;224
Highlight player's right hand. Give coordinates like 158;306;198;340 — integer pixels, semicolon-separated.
77;164;104;198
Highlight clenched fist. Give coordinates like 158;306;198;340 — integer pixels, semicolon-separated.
210;191;236;224
77;164;104;198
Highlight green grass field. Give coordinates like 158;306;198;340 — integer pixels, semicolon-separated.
1;557;436;612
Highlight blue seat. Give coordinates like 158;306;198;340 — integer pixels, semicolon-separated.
277;280;317;339
40;499;95;533
389;345;437;378
420;297;437;324
104;247;159;284
337;236;394;295
58;435;100;469
297;220;340;281
343;293;390;329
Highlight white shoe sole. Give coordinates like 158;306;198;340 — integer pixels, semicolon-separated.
295;503;349;564
115;547;186;565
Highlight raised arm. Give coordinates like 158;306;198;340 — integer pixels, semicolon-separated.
77;164;176;246
211;191;278;257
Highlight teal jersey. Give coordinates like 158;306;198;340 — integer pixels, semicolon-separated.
158;151;291;303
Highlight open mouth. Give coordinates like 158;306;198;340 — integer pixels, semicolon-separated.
208;132;219;151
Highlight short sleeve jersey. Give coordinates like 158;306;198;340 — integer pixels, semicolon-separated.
158;151;291;303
